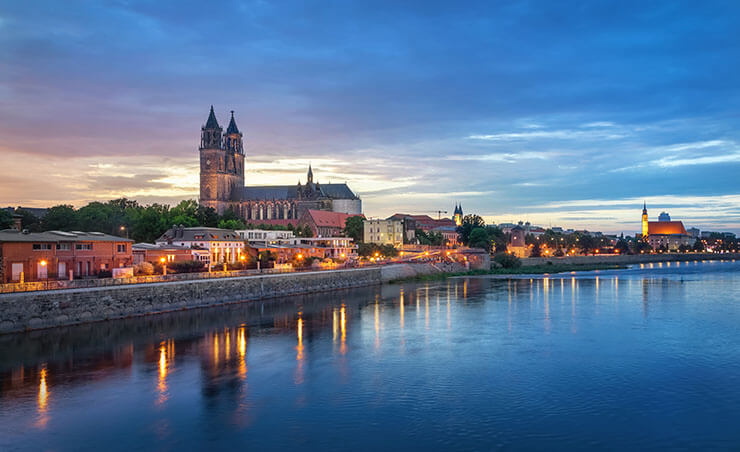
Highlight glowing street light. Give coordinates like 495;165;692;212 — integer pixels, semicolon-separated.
160;257;167;276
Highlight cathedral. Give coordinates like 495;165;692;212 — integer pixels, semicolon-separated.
198;106;362;221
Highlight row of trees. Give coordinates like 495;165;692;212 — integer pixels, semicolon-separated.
1;199;314;243
456;214;507;252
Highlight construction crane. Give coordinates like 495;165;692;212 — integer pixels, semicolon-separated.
434;210;448;220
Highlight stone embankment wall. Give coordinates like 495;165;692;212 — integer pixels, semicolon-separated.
521;253;739;266
0;263;455;334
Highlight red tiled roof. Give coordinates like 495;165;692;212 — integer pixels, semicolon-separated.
648;221;687;235
303;210;363;228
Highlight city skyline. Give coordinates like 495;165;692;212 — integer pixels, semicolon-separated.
2;1;740;234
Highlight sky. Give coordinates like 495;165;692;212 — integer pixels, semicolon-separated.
1;0;739;234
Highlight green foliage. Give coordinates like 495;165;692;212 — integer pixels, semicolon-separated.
493;252;522;268
457;214;486;245
415;228;445;246
468;227;491;251
42;205;77;231
358;243;398;258
343;215;364;242
0;209;13;229
295;225;313;237
218;218;247;230
168;260;206;273
530;242;542;257
14;208;42;232
693;239;705;252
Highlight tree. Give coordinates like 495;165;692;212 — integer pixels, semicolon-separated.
493;253;521;269
169;200;199;227
343;215;364;242
218;218;246;230
530;242;541;257
693;239;705;252
633;240;652;254
468;227;491;251
196;206;219;227
416;228;445;246
14;208;42;232
0;209;14;229
457;214;485;245
615;238;630;254
43;205;78;231
486;225;507;252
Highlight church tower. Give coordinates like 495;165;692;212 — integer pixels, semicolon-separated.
641;202;649;239
454;203;463;226
199;106;245;214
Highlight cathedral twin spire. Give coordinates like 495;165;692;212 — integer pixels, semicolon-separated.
202;106;243;153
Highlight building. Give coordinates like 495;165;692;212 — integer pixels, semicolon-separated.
235;229;295;242
154;226;246;264
387;214;455;232
453;203;463;227
364;219;405;247
198;106;361;218
0;228;132;283
640;203;693;250
507;225;529;258
298;210;361;238
132;243;210;266
687;227;701;238
431;225;459;246
248;237;357;264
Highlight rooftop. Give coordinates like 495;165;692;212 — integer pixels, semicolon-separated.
0;229;132;243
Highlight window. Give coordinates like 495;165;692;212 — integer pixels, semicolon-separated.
75;243;93;250
57;243;71;251
32;243;52;250
117;244;126;253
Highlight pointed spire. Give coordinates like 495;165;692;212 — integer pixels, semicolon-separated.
643;201;647;214
226;110;240;134
307;163;313;183
205;105;220;129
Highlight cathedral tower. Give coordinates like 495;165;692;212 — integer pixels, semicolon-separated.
199;106;245;214
641;202;649;239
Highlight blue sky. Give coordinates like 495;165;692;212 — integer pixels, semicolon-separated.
1;0;739;234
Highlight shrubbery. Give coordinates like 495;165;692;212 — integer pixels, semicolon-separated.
493;252;521;269
168;260;205;273
134;262;154;276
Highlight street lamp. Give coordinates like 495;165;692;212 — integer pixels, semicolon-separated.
160;257;167;276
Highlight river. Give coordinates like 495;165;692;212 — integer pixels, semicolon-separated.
1;259;739;450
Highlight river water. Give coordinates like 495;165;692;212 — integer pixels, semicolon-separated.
1;260;739;450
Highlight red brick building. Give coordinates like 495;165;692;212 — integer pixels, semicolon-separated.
0;229;133;283
298;209;363;237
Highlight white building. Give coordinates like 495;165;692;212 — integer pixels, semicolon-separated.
363;219;404;247
155;226;245;264
236;229;295;242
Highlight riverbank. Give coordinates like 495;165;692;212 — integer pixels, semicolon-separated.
0;263;459;334
389;263;627;283
521;252;739;266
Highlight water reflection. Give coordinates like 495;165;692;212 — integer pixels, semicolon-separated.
37;366;48;428
2;262;740;451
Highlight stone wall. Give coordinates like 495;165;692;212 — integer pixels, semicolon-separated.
0;263;464;334
0;267;382;334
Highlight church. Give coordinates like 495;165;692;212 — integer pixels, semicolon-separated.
640;202;693;250
198;106;362;221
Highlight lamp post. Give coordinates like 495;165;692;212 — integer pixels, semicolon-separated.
160;257;167;276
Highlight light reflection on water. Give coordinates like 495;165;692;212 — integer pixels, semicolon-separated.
1;260;740;450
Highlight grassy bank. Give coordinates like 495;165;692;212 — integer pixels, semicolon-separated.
390;263;627;283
